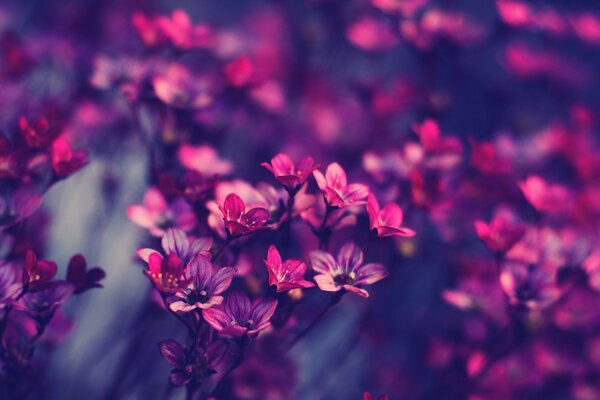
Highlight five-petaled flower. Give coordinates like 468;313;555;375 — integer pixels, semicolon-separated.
310;242;388;298
264;245;314;292
169;256;236;312
313;162;369;207
219;193;269;238
366;193;415;238
202;291;277;339
261;153;319;192
23;250;57;292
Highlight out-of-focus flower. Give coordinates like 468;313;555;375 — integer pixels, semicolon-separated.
51;136;88;178
371;0;427;16
66;254;105;294
519;175;573;214
133;10;213;50
264;245;314;292
225;55;254;88
474;207;525;253
310;242;388;298
127;188;197;237
18;116;52;148
219;193;269;238
159;339;225;386
202;291;277;339
152;64;214;109
178;144;234;177
346;17;400;51
313;163;369;207
363;392;389;400
169;256;235;312
261;153;319;192
366;193;415;238
413;119;463;170
500;261;560;309
17;281;74;320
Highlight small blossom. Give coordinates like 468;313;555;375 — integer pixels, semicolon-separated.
219;193;269;238
264;245;314;292
310;243;388;298
66;254;106;294
178;144;233;177
18;116;52;148
23;250;57;292
500;261;560;309
169;257;236;312
0;261;20;308
261;153;319;192
143;253;185;295
519;175;573;214
202;291;277;339
16;281;74;320
313;162;369;207
474;207;525;253
366;193;415;238
159;339;225;386
51;136;88;178
127;188;197;237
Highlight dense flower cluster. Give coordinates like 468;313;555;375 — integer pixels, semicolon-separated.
2;0;600;398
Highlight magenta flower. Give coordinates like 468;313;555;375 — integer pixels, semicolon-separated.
474;208;525;253
137;228;212;294
23;250;57;292
178;144;233;177
169;257;236;312
219;193;269;238
202;291;277;339
313;162;369;207
18;116;52;148
159;339;225;386
366;193;415;238
50;136;89;178
261;154;319;192
310;243;388;298
127;187;197;237
519;175;573;214
264;245;314;292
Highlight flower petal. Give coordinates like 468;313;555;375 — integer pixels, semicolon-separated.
158;339;186;368
309;250;337;274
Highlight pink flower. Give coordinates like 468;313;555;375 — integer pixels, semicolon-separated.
309;243;388;298
127;188;197;237
18;116;52;148
313;162;369;207
152;64;214;109
169;257;236;312
143;253;185;295
346;17;399;51
225;55;254;88
219;193;269;238
366;193;415;238
264;245;314;292
51;135;88;178
202;291;277;339
261;153;319;192
519;175;573;214
178;144;233;177
474;207;525;253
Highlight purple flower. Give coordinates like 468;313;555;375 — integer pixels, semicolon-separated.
16;281;74;320
500;261;560;309
261;153;319;192
313;162;370;207
0;261;20;308
138;227;213;265
23;250;57;292
219;193;269;238
159;339;225;386
264;245;314;292
310;242;388;298
169;257;236;312
202;291;277;339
